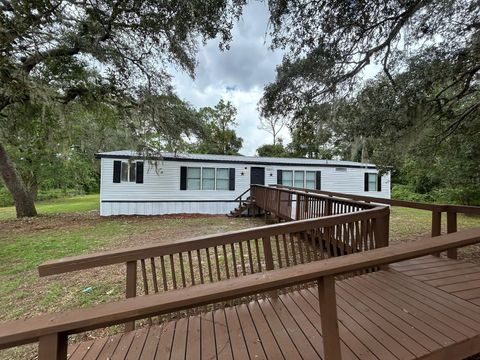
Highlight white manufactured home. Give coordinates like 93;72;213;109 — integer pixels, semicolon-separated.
96;150;391;216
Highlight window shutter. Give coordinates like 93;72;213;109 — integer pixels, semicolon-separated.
315;171;321;190
136;162;144;184
364;173;369;192
377;174;382;192
277;170;283;185
180;166;187;190
229;168;235;190
113;161;121;183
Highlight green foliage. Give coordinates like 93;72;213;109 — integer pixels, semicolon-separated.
263;1;479;120
190;100;243;155
0;0;246;217
133;93;203;153
392;185;480;206
0;99;128;201
256;143;289;157
259;0;479;206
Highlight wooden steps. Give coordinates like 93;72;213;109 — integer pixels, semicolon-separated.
227;200;256;217
65;261;480;359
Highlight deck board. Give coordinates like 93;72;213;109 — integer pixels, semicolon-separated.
67;258;480;359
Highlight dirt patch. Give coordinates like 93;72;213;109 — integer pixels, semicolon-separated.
0;211;225;236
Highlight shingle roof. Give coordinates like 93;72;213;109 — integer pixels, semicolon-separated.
94;150;377;168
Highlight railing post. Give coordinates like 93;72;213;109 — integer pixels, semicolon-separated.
325;198;332;216
125;260;137;332
264;187;268;220
276;189;281;220
431;209;442;256
318;276;342;360
447;210;458;259
295;194;301;220
39;333;68;360
262;236;275;271
374;210;390;249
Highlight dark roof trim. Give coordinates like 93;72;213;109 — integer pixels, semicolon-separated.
102;199;238;203
95;153;378;169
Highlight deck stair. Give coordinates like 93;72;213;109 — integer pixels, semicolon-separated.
227;198;256;217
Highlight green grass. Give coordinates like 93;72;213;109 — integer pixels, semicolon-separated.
0;194;99;220
389;206;480;242
0;212;262;323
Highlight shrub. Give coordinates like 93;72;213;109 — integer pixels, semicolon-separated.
392;184;480;206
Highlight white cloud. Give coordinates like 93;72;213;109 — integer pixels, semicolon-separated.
171;1;286;155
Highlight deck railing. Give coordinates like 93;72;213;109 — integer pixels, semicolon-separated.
38;186;389;331
252;185;376;221
3;186;480;359
272;184;480;259
3;227;480;360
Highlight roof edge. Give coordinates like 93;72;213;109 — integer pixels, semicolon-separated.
95;152;379;169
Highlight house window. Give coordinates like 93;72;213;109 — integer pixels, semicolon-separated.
282;171;293;186
184;167;231;190
121;162;136;182
279;169;320;190
216;168;230;190
294;171;304;187
202;168;215;190
367;173;377;191
187;167;201;190
305;171;316;189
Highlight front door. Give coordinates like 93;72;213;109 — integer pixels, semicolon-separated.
250;167;265;185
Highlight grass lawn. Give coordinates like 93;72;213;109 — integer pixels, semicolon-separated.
0;194;100;220
0;197;479;359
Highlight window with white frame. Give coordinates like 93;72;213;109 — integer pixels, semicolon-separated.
280;170;319;189
216;168;230;190
121;162;136;182
187;167;201;190
202;168;215;190
367;173;377;191
294;171;304;187
282;170;293;186
305;171;316;189
185;167;231;190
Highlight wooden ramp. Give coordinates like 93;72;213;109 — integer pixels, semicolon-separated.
65;259;480;360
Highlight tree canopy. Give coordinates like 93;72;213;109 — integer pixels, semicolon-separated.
0;0;245;217
190;100;243;155
262;0;479;128
258;0;479;204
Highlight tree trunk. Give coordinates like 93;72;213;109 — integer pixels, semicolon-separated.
0;142;37;217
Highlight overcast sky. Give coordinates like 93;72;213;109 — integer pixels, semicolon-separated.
171;2;286;156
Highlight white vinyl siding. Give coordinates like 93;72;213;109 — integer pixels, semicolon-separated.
99;157;391;216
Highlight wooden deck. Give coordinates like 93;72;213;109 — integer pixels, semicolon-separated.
65;256;480;360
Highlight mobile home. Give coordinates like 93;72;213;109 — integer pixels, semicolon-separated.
96;151;391;216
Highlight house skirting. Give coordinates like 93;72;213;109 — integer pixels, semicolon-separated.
100;200;237;216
